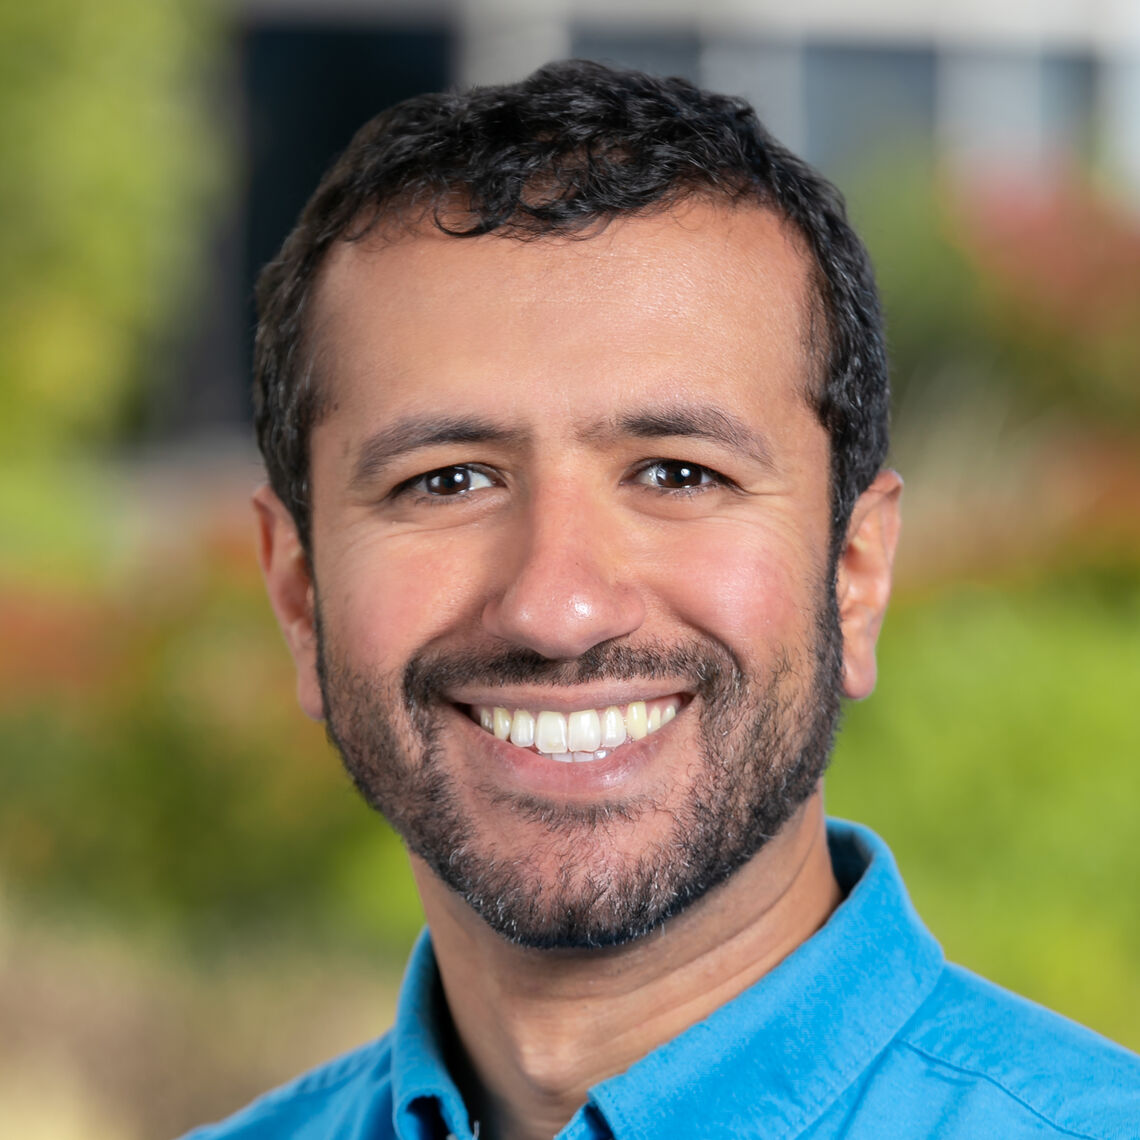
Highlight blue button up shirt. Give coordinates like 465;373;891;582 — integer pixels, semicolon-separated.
183;821;1140;1138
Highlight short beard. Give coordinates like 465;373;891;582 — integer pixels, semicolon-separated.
317;589;844;951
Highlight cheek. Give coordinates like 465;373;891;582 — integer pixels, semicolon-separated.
317;531;490;665
651;525;817;652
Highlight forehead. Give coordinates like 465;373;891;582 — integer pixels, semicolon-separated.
309;201;818;436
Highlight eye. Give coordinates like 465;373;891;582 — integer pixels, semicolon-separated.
632;460;722;491
408;465;496;497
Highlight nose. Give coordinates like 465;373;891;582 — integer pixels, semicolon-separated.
481;489;646;660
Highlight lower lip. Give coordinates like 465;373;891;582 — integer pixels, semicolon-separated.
444;703;678;798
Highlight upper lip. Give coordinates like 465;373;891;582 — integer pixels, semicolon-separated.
446;685;693;713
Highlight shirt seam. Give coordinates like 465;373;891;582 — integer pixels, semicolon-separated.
898;1040;1109;1140
781;961;951;1139
259;1041;389;1111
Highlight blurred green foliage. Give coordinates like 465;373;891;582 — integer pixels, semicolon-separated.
0;0;223;456
0;529;424;956
830;570;1140;1050
848;158;1140;429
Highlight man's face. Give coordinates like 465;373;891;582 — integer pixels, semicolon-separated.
262;202;888;948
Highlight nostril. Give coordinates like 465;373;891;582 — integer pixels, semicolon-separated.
481;587;646;662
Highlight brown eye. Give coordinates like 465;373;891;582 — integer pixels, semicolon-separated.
636;461;717;490
420;466;494;496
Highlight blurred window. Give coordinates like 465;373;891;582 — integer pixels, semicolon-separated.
803;43;937;175
1042;51;1097;162
939;47;1096;174
570;27;701;83
700;39;806;155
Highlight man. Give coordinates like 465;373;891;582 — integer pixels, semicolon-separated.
187;61;1140;1138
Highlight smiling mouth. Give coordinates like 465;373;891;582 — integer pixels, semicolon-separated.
466;697;684;764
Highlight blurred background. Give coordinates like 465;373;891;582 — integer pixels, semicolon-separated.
1;0;1138;1136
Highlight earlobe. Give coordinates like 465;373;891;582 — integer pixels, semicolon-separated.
252;484;325;721
836;469;903;701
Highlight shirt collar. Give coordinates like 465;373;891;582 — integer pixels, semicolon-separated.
388;820;944;1140
390;931;473;1140
585;819;945;1139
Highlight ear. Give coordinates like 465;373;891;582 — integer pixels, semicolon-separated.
835;469;903;700
253;484;325;721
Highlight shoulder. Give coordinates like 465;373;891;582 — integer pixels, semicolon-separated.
178;1033;395;1139
896;963;1140;1137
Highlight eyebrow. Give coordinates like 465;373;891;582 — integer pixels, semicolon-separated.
603;405;777;471
349;403;777;488
350;414;527;487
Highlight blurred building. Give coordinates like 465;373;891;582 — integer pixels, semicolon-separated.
171;0;1140;435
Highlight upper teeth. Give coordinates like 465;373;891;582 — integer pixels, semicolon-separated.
474;700;679;756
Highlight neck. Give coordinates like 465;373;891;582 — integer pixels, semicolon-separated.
412;793;840;1140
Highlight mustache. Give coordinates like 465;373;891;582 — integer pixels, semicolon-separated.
402;638;747;708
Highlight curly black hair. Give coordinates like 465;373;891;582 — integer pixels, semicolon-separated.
254;59;889;558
